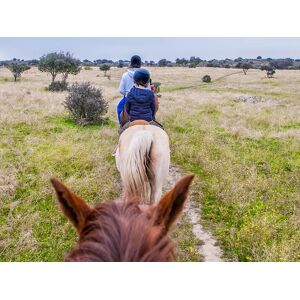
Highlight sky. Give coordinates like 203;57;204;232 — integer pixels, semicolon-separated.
0;37;299;61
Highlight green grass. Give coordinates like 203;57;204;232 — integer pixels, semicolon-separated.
164;106;300;261
0;114;120;261
198;86;291;98
280;122;300;130
162;85;194;92
172;214;203;262
2;67;300;262
0;77;14;83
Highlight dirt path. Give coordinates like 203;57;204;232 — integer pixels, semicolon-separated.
167;166;224;262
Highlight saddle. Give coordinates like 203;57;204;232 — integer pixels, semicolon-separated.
129;120;150;127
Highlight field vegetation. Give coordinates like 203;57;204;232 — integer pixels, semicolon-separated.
0;66;299;261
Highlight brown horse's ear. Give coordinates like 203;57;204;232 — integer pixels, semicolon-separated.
155;174;194;232
51;177;92;233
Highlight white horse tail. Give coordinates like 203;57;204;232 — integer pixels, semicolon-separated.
120;130;153;203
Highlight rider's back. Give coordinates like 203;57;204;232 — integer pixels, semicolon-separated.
126;86;156;122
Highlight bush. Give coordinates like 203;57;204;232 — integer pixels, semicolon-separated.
261;65;276;78
84;66;92;70
188;63;197;68
153;82;161;94
64;82;108;125
202;75;211;83
7;61;30;81
267;69;276;78
48;80;68;92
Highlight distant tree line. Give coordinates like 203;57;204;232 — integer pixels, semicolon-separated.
1;55;300;74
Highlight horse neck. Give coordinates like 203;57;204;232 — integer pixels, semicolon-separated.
64;202;175;262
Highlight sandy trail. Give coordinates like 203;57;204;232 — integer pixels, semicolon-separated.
166;166;223;262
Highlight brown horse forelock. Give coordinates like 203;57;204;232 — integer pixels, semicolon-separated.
64;201;175;262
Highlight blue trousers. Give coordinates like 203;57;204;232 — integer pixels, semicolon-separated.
117;96;127;124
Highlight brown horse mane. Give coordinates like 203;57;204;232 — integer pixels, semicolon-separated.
64;201;175;262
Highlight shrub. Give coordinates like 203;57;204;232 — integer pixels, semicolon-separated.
188;62;197;68
7;61;30;82
267;69;276;78
84;66;92;70
48;80;68;92
38;52;81;83
99;64;111;76
64;82;108;125
261;65;276;78
153;82;161;94
202;75;211;83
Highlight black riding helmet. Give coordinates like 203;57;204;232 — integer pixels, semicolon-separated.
130;55;142;68
133;68;150;87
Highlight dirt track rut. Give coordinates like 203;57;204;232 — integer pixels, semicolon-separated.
167;166;223;262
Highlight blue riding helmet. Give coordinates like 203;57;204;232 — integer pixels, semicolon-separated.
133;68;150;86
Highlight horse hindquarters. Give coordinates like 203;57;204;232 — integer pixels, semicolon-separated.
118;128;153;204
116;125;170;205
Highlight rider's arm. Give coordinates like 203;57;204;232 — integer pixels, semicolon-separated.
150;93;156;118
125;92;132;114
119;73;127;95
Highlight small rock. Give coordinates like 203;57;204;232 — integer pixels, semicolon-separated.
235;94;260;103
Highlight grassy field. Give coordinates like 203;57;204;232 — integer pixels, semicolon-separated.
0;66;299;261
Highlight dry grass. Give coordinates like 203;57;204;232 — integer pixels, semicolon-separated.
1;66;300;261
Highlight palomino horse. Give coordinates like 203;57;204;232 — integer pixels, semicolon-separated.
51;174;194;262
115;123;170;205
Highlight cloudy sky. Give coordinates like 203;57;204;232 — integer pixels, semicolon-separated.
0;37;299;61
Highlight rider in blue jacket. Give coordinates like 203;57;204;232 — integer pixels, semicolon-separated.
125;69;156;122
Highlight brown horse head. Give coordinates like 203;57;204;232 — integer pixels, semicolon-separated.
51;174;194;262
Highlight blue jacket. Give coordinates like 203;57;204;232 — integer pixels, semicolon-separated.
126;86;156;122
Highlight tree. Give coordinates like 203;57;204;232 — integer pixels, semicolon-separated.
60;53;82;82
117;60;124;68
189;56;201;65
175;58;188;66
257;56;262;59
269;58;293;70
82;59;94;66
158;59;168;67
242;63;251;75
99;64;111;76
38;52;81;83
7;61;30;82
